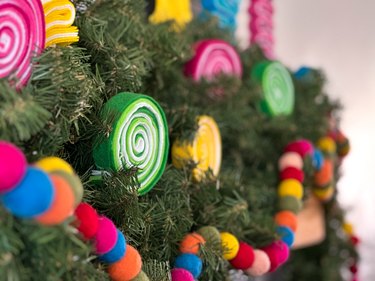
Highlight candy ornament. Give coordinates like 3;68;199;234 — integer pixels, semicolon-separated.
148;0;192;29
42;0;79;47
93;93;169;195
172;115;222;181
252;61;295;117
184;39;242;85
201;0;240;29
0;0;45;87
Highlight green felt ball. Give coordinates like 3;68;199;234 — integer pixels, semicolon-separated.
278;196;302;214
50;170;83;207
131;270;149;281
197;226;221;250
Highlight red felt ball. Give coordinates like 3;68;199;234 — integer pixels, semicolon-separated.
350;235;360;246
74;203;99;239
349;264;358;274
280;167;304;183
229;242;255;270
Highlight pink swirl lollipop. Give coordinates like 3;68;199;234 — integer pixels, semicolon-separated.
184;39;242;82
0;0;45;87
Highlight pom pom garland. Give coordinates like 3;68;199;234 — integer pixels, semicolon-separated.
279;167;304;183
276;226;295;247
220;232;240;260
229;242;255;270
278;152;303;171
244;250;271;277
108;245;142;281
171;268;195;281
197;226;221;248
284;139;314;157
174;253;203;279
179;232;206;254
36;174;75;225
278;196;302;214
74;202;99;239
35;156;74;175
94;216;118;254
100;229;127;264
274;211;298;232
2;167;54;218
0;141;27;193
317;136;336;155
132;271;150;281
277;179;304;199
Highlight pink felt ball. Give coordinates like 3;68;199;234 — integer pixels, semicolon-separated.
244;249;271;277
95;216;118;254
229;242;255;270
171;268;195;281
0;141;27;193
279;167;304;183
284;139;314;157
278;152;303;171
261;240;290;272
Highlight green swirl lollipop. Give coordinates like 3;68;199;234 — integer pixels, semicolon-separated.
93;92;169;195
253;61;295;116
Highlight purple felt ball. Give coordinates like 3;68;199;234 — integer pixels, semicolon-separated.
0;141;27;193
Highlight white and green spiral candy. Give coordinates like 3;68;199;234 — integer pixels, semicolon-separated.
93;92;169;195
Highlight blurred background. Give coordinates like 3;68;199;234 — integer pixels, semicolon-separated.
274;1;375;280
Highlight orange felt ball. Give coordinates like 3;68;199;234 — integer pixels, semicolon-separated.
36;174;75;225
180;232;206;254
108;245;142;281
314;159;333;187
274;211;297;232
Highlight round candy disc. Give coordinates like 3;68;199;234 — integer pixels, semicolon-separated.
252;61;294;116
0;141;27;193
2;167;54;218
0;0;45;87
36;174;75;225
172;115;222;181
184;39;242;82
93;93;169;195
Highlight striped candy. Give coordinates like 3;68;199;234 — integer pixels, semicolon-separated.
42;0;79;47
201;0;241;29
0;0;45;87
93;93;169;195
184;39;242;83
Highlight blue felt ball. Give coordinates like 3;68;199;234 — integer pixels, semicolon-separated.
100;229;127;264
294;67;312;79
174;253;202;279
1;167;54;218
312;149;324;171
276;226;295;247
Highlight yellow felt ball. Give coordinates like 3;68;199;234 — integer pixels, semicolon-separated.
149;0;193;29
317;137;336;154
343;222;354;235
313;186;334;202
220;232;239;260
278;179;303;200
34;157;74;175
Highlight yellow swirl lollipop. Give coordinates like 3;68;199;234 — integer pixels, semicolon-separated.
172;115;222;181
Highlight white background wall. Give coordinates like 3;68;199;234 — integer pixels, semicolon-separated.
274;1;375;280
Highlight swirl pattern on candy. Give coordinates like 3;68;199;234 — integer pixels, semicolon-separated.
0;0;45;87
42;0;79;47
184;39;242;83
252;61;295;116
93;92;169;195
172;115;222;181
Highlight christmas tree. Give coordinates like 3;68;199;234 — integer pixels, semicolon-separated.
0;0;357;281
